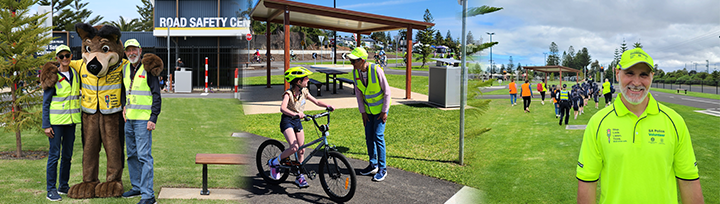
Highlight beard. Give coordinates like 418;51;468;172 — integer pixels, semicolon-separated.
620;83;649;105
128;54;139;64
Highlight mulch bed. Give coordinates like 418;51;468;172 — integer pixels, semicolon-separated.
0;150;48;160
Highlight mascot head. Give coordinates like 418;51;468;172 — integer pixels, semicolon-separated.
75;23;124;77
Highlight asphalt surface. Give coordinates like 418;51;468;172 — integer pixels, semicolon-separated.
239;132;464;203
652;82;720;95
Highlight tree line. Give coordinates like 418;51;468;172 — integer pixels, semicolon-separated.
39;0;153;32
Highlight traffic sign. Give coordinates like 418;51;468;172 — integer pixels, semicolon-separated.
246;33;252;41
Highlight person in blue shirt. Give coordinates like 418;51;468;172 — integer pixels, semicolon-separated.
572;86;581;120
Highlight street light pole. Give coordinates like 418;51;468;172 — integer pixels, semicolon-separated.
458;0;468;166
487;32;494;73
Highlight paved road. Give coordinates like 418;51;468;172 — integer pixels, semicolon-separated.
652;82;720;95
479;87;720;110
239;132;465;203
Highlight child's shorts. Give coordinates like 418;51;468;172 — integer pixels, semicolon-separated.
280;115;303;133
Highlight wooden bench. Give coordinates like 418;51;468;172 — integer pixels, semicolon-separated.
676;88;687;94
308;78;324;96
336;78;355;94
195;154;247;195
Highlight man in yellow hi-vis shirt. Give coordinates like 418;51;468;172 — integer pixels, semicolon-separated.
576;48;704;204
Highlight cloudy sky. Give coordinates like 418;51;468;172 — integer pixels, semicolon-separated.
40;0;719;72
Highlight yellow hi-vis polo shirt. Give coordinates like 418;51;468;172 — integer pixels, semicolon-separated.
576;93;699;204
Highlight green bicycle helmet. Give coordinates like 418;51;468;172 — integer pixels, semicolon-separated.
284;66;313;82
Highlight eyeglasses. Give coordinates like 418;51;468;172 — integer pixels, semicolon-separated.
57;53;71;59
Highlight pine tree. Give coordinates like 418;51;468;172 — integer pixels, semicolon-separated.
547;42;559;66
38;0;73;31
0;0;53;157
417;9;435;68
466;31;474;45
68;0;102;29
101;16;140;31
136;0;153;31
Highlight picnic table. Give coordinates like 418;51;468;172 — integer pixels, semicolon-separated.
311;65;353;94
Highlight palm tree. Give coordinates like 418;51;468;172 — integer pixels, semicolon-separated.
101;16;141;31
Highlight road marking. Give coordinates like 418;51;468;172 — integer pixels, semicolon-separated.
201;93;209;96
445;186;484;204
694;110;720;117
680;97;720;105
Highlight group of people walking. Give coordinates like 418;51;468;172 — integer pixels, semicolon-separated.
507;76;616;126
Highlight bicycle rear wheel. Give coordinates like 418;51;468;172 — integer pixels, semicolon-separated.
256;140;290;185
318;151;356;202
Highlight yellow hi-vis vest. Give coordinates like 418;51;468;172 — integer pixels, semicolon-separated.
560;90;569;101
541;82;547;92
123;63;152;120
70;60;125;114
353;63;390;115
49;69;81;125
603;81;611;95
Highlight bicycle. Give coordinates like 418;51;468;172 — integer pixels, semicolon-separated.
255;108;357;202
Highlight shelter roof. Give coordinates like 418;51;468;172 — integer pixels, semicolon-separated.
250;0;434;35
523;65;581;73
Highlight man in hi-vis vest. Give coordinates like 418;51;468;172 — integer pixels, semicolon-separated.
348;47;391;182
41;45;81;201
120;39;162;204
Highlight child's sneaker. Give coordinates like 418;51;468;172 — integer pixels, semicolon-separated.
268;158;280;180
372;168;387;182
295;174;309;188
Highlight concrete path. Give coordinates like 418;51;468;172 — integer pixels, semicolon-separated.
239;83;429;115
239;132;477;203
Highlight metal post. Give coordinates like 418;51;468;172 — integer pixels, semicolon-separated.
167;26;171;91
205;57;208;93
201;164;209;195
459;0;467;166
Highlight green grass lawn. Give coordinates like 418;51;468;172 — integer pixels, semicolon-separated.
0;98;243;203
242;98;718;203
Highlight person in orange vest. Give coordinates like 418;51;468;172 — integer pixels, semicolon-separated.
508;78;518;106
521;79;534;113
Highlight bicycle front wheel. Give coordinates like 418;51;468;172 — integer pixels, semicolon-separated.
256;140;289;185
318;151;356;202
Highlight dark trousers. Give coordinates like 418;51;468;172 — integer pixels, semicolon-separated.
559;101;570;125
540;91;546;101
47;124;76;191
522;96;531;110
604;93;613;105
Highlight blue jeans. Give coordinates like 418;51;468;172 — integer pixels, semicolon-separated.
365;112;387;169
554;102;560;115
125;120;154;199
510;94;517;104
47;125;76;192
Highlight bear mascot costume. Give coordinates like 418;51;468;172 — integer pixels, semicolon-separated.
41;23;163;198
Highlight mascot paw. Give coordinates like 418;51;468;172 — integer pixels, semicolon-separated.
41;62;60;90
68;181;99;199
95;181;123;198
142;53;164;76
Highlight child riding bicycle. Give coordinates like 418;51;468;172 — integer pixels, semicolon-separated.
269;66;334;188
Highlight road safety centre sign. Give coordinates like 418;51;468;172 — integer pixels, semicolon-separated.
153;16;251;37
158;17;249;28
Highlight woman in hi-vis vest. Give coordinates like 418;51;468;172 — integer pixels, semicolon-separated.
348;47;391;182
41;45;81;201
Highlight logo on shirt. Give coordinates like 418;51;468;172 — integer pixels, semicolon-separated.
607;129;611;143
577;161;584;168
648;129;666;145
